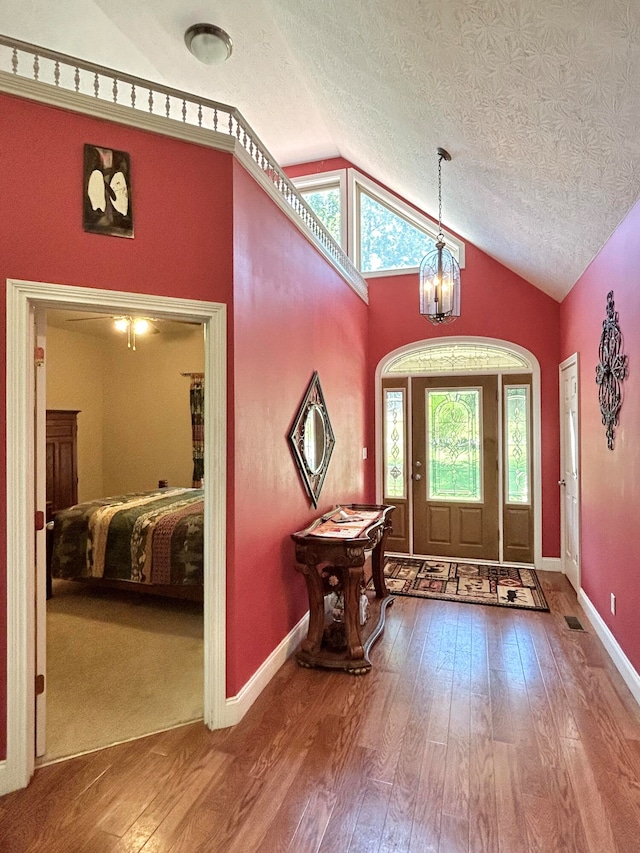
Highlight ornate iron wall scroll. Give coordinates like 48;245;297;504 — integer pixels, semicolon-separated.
595;291;628;449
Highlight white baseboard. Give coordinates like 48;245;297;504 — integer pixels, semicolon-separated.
223;612;309;727
0;761;10;797
578;590;640;708
539;557;562;572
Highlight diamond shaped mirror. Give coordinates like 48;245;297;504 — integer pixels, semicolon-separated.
288;372;335;507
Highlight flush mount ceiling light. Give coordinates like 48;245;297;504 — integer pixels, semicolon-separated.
184;23;233;65
419;147;461;325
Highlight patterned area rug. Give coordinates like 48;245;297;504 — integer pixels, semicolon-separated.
380;556;549;611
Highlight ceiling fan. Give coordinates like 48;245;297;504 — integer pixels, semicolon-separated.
64;313;200;350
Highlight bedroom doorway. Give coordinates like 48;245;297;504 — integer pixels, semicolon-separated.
39;307;207;762
5;279;227;793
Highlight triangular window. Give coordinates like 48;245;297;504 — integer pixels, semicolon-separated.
358;190;436;273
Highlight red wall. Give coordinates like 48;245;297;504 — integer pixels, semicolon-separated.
286;159;562;558
367;245;561;559
0;93;234;759
0;95;373;753
228;161;371;693
560;199;640;673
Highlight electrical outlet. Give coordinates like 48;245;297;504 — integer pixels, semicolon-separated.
611;593;616;615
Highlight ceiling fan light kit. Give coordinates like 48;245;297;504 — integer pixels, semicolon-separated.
113;315;153;350
184;23;233;65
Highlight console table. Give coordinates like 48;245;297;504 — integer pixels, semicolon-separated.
291;503;394;674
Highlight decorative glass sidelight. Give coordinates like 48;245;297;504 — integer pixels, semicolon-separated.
427;389;481;501
384;389;406;498
505;386;530;504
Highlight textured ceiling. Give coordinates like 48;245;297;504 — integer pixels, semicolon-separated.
2;0;640;300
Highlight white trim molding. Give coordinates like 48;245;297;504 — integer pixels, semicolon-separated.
578;590;640;708
0;55;368;305
347;167;466;274
224;613;309;727
539;557;562;572
2;278;227;796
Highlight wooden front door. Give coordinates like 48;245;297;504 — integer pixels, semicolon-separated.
411;375;499;561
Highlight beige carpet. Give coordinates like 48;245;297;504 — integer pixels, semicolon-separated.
41;579;204;763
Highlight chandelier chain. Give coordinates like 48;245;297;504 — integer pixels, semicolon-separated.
437;152;444;240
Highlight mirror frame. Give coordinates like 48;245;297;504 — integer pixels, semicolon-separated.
288;371;336;507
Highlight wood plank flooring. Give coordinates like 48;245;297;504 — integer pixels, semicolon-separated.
2;571;640;852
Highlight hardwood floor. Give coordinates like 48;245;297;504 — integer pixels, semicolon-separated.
2;571;640;852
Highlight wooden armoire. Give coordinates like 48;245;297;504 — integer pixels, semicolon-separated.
46;409;79;520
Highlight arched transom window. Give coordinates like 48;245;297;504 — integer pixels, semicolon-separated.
384;341;531;375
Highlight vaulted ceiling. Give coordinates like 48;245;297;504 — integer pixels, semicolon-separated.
2;0;640;301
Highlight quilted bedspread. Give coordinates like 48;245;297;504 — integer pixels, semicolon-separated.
50;488;204;586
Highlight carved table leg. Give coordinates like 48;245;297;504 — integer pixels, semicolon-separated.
296;563;326;656
370;519;391;599
343;563;365;662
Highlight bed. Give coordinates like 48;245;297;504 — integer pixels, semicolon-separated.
49;487;204;600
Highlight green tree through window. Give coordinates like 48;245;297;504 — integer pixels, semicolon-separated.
360;192;436;273
301;187;341;245
428;390;481;501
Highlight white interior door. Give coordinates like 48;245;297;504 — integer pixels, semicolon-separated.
559;354;580;591
35;311;47;756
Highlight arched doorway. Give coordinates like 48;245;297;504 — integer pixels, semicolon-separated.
376;337;541;565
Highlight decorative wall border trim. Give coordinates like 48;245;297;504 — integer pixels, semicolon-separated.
0;32;368;304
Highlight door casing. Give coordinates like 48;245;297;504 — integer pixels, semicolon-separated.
375;337;542;566
559;353;581;591
4;278;227;794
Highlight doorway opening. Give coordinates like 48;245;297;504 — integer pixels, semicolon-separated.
5;278;227;794
376;337;541;566
39;306;206;763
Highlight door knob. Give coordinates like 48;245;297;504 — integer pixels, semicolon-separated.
413;473;422;480
558;479;566;486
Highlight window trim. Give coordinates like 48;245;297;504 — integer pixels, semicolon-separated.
348;168;466;276
291;169;347;250
291;167;466;277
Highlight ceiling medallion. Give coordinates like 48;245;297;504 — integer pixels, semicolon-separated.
595;290;628;449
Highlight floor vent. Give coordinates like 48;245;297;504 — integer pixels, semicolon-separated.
565;615;585;631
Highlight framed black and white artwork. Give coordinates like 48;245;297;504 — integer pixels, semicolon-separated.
83;144;133;238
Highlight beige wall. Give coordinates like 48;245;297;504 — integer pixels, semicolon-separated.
102;327;204;494
46;325;105;502
46;319;204;501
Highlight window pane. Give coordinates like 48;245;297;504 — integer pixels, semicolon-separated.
301;187;341;245
359;191;435;272
505;387;530;503
384;389;406;498
428;389;481;501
